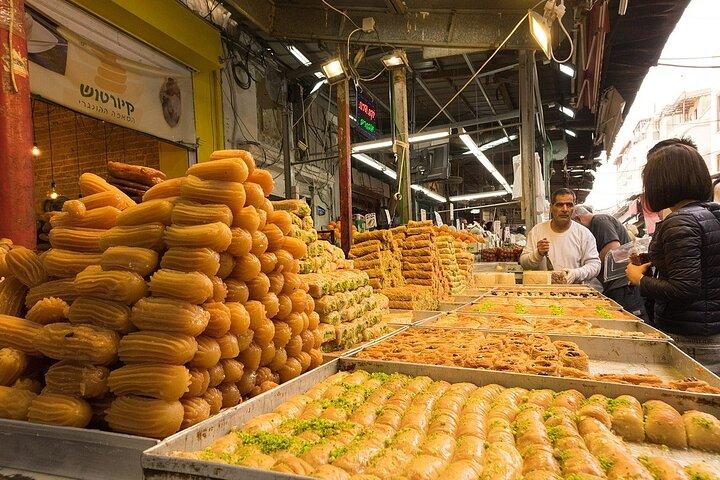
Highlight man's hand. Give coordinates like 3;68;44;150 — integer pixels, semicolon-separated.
537;238;550;256
626;262;651;286
562;268;576;284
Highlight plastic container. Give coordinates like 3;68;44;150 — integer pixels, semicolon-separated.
604;236;652;282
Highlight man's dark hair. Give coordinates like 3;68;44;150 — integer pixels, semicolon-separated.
647;136;697;156
551;188;576;204
643;142;712;212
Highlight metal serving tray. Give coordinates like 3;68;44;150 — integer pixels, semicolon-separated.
490;285;605;297
347;327;720;390
418;311;670;340
384;309;441;326
458;303;640;321
477;292;624;310
0;419;157;480
435;301;468;312
322;325;408;359
142;358;720;480
448;294;483;304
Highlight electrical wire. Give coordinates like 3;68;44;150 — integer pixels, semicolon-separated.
321;0;361;29
656;63;720;69
551;9;575;64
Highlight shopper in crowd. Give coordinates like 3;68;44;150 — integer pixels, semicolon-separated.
626;138;720;373
520;188;600;284
572;205;646;319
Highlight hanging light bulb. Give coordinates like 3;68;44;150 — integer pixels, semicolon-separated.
32;142;40;156
47;181;59;200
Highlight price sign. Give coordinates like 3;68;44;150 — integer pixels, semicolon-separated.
420;209;427;221
365;213;377;229
434;211;443;227
356;92;377;137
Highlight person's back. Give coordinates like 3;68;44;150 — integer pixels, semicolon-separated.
588;213;630;291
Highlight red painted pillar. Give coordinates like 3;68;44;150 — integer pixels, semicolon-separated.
337;78;352;257
0;0;35;248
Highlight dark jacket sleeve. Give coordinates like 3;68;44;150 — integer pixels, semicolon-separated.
640;217;702;302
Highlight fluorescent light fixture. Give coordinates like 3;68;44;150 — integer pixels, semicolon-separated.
459;130;513;194
559;105;575;118
462;134;519;154
314;71;325;79
321;58;346;84
286;45;311;67
381;50;408;69
349;114;357;122
449;191;507;202
528;10;551;60
564;128;577;137
351;139;393;153
310;79;327;94
411;184;445;202
559;63;575;78
408;130;451;143
352;153;397;180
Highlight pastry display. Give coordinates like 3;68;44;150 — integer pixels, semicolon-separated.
401;220;447;297
435;234;466;295
380;285;439;310
463;301;637;319
350;229;404;290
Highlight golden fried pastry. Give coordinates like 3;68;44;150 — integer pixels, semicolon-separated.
27;392;92;428
209;149;255;174
48;227;104;252
164;222;232;252
25;296;69;325
100;246;159;277
232;206;261;233
643;400;687;448
217;252;235;279
247;169;274;196
78;190;127;210
218;382;242;408
203;302;232;338
243;182;265;209
202;387;223;415
0;276;26;316
118;331;198;365
149;269;213;304
45;361;110;398
227;228;252;257
35;323;119;365
209;276;228;303
283;237;307;259
638;457;690;480
226;279;250;304
108;364;191;401
79;172;135;209
105;395;184;438
142;177;183;202
608;395;645;442
0;385;36;420
247;273;270;300
230;254;262;282
207;363;225;387
185;368;210;398
188;336;222;369
74;265;148;305
100;223;166;251
226;302;250;336
49;206;121;230
683;410;720;452
180;397;211;429
171;200;233;227
41;249;103;278
5;246;47;287
131;297;209;336
220;358;244;383
250;230;268;256
161;247;220;277
116;199;174;226
68;297;134;333
181;175;246;214
188;158;249;183
268;211;292;235
25;278;78;309
0;347;27;386
0;314;42;355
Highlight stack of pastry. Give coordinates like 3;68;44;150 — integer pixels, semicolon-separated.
390;225;406;249
273;200;325;274
401;220;447;297
106;161;166;203
454;238;474;288
435;234;465;295
380;285;439;311
177;369;720;479
349;230;404;290
304;270;389;351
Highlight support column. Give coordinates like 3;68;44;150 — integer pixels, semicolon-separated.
0;0;34;248
337;79;352;256
281;81;295;198
519;50;538;230
391;67;411;223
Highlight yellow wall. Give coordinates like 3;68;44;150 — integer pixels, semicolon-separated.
67;0;224;163
159;142;189;179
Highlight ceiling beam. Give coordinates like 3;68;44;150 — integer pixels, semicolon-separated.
384;0;408;14
463;54;510;138
415;76;455;123
225;3;535;50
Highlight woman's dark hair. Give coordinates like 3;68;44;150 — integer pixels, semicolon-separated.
643;141;712;212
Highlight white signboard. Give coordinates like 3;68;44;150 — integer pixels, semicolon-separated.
365;213;377;229
420;209;427;221
434;212;443;227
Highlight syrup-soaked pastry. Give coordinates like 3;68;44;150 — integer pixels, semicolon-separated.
49;206;121;230
75;265;148;305
207;363;225;387
78;190;127;210
27;392;92;428
217;252;235;279
236;369;257;396
643;400;687;448
225;279;249;304
171;200;233;227
78;172;135;209
638;456;691;480
118;331;197;365
25;296;69;325
131;297;209;336
100;223;166;251
282;272;302;295
25;278;78;309
608;395;645;442
149;269;213;304
0;347;27;386
283;237;307;259
243;182;265;209
0;314;42;355
263;224;284;252
268;211;292;235
226;302;250;336
100;246;159;277
261;293;279;318
257;208;268;230
209;149;255;174
250;230;268;256
161;247;220;277
68;297;134;333
238;343;262;372
13;376;43;394
0;385;36;420
45;361;109;398
180;397;211;429
230;254;261;282
5;246;47;287
142;177;183;202
0;276;27;316
227;228;252;257
278;356;302;383
61;199;86;219
185;368;210;398
35;323;119;365
218;382;242;408
202;387;223;415
48;227;104;252
247;169;274;196
259;342;276;368
220;358;244;383
105;395;184;438
272;322;292;349
181;175;246;215
187;158;249;183
684;463;720;480
203;302;232;338
188;336;222;369
164;222;232;252
42;249;103;278
268;272;284;296
683;410;720;452
116;199;174;226
247;273;270;300
209;276;227;303
108;364;191;401
276;294;292;321
266;347;287;372
258;252;277;274
232;206;261;233
275;249;294;273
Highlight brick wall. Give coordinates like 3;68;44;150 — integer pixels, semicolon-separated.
32;101;161;216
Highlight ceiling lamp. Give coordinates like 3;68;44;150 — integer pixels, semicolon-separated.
449;191;507;202
558;104;575;118
381;50;408;69
559;62;575;78
321;58;347;84
459;129;513;194
351;139;393;153
32;142;40;156
564;128;577;137
352;153;397;180
408;129;450;143
411;184;445;203
528;10;552;60
309;79;327;94
286;45;311;67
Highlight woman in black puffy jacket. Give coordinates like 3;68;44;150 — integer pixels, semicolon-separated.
626;139;720;374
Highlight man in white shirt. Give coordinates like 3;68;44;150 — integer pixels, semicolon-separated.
520;188;601;284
